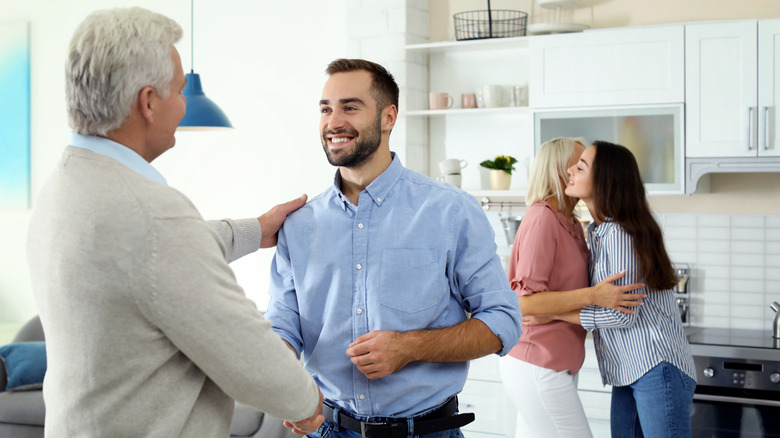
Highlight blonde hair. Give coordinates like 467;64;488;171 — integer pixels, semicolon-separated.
66;7;182;135
526;137;584;208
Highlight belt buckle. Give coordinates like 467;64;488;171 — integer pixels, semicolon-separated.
360;421;387;438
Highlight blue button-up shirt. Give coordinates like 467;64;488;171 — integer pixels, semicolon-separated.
266;154;521;417
68;133;167;185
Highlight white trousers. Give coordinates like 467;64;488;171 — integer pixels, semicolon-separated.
498;356;593;438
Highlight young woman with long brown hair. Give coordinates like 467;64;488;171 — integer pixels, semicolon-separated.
557;140;696;437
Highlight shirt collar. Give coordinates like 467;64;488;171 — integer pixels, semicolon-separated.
331;152;403;209
589;218;615;238
68;132;168;185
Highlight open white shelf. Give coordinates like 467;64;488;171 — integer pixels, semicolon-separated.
405;106;531;117
404;36;530;54
468;190;526;201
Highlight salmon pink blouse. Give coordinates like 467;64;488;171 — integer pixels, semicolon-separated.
506;201;589;374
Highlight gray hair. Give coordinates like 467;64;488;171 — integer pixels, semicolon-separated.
526;137;585;207
66;7;182;135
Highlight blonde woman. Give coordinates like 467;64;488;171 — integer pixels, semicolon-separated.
499;138;644;438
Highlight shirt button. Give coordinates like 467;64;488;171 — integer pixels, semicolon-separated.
376;198;382;203
356;264;362;270
356;308;363;314
358;223;364;229
359;394;365;400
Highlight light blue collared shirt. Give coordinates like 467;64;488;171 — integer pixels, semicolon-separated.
266;153;522;417
69;133;167;185
580;220;696;387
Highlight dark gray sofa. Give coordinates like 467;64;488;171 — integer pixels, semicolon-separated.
0;316;296;438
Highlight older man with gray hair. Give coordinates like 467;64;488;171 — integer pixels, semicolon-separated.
27;7;322;437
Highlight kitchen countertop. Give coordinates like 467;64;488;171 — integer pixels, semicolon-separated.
685;326;780;361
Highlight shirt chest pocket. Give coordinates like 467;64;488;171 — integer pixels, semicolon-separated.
379;248;443;313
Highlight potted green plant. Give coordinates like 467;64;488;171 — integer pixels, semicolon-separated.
480;155;518;190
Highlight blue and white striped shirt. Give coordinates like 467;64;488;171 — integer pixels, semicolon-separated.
580;220;696;387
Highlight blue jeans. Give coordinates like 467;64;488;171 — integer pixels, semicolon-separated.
610;361;697;438
308;401;465;438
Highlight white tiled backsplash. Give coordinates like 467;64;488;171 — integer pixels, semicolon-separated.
659;214;780;330
487;212;780;331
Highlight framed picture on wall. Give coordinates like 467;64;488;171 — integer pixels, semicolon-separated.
0;22;30;209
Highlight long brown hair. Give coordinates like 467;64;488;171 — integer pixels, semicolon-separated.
590;141;676;290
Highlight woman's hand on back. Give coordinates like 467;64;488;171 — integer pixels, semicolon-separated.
590;271;646;314
522;315;555;326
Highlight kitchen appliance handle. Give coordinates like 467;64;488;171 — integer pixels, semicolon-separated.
694;392;780;408
764;106;770;151
747;106;754;151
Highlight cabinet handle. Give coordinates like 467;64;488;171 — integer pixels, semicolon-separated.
747;106;754;151
764;106;771;151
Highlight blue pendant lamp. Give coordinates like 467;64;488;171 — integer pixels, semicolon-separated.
178;0;232;130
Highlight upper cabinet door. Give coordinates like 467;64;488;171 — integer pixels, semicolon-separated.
686;21;758;158
758;19;780;157
530;25;684;108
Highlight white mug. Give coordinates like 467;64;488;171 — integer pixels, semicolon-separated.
510;84;528;107
444;174;462;188
476;85;509;108
438;158;467;175
437;174;462;188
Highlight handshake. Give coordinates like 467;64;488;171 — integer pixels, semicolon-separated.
284;389;325;435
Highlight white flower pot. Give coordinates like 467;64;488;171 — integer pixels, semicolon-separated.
489;169;512;190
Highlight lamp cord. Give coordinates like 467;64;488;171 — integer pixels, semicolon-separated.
190;0;194;73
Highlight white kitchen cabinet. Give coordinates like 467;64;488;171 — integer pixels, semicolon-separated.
683;19;780;193
579;335;612;437
758;20;780;156
529;24;684;108
685;19;780;158
404;37;534;196
461;355;516;438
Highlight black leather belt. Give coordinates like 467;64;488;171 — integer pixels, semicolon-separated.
322;397;475;438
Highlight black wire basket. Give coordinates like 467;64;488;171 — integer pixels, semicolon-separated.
454;9;528;41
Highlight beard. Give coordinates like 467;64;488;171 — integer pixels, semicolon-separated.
321;113;382;168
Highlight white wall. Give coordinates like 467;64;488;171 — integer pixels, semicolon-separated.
431;0;780;41
0;0;349;340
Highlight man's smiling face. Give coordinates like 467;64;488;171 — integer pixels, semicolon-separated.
319;70;382;168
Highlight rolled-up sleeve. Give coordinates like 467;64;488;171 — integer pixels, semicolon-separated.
507;208;557;297
264;226;304;356
452;195;522;356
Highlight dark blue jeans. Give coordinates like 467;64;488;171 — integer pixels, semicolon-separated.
308;401;465;438
610;361;697;438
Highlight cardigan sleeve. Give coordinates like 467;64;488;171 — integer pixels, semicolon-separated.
207;218;263;263
138;215;318;422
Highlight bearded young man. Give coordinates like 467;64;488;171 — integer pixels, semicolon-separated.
265;58;523;438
